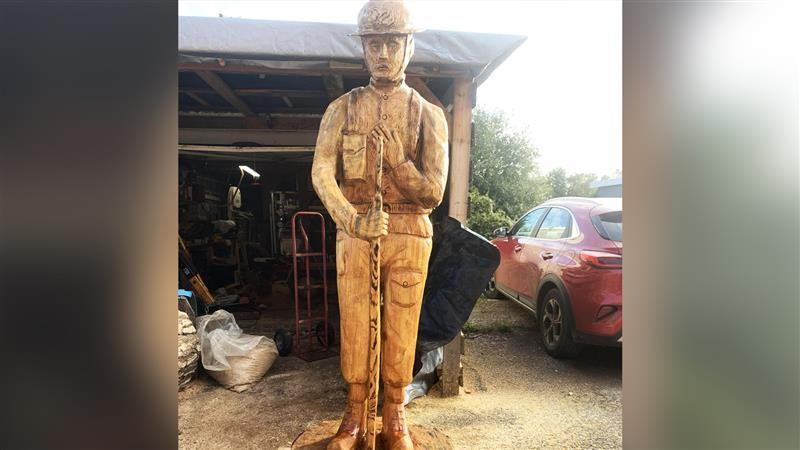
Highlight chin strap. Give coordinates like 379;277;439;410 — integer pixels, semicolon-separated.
364;35;413;85
402;34;412;77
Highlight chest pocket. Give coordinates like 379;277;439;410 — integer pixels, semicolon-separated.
342;133;367;181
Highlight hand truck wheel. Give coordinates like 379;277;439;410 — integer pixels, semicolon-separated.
274;328;293;356
315;320;337;347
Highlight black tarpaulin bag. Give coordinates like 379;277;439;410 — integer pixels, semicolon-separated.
416;217;501;357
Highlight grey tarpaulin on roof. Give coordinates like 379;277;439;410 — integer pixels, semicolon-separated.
179;16;526;84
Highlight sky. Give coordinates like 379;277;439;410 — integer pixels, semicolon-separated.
179;1;621;177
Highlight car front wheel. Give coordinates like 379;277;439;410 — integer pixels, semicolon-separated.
540;288;582;358
483;275;502;299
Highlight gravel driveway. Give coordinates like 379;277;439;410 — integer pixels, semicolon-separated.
178;298;621;449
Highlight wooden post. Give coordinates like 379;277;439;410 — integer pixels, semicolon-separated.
442;77;473;397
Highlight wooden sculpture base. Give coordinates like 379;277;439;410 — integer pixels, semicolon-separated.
291;419;453;450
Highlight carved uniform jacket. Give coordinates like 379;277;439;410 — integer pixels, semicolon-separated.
312;82;449;238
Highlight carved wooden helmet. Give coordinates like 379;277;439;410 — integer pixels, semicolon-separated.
351;0;424;36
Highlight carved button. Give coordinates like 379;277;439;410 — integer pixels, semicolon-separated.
383;94;389;100
381;114;388;120
402;281;409;287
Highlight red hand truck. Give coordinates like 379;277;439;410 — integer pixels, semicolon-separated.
273;211;336;361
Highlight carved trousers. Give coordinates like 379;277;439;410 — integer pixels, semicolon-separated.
336;228;432;395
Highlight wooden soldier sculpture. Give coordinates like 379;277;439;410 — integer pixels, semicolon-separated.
311;1;448;448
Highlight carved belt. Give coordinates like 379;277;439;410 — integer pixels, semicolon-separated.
353;203;432;214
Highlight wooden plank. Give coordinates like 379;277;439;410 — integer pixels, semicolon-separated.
182;87;327;99
179;115;321;130
240;88;325;99
179;105;324;115
182;62;367;78
441;77;474;398
407;76;443;109
194;70;257;118
179;61;472;79
179;144;314;154
183;91;209;106
179;128;318;146
447;77;473;223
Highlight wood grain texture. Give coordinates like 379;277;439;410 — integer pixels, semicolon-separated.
366;136;384;450
195;70;257;118
310;5;452;447
441;77;474;397
292;420;453;450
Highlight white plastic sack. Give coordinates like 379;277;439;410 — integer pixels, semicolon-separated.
196;310;278;391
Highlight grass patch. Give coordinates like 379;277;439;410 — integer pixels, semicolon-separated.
463;321;515;334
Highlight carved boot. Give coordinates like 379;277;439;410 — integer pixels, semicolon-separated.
327;384;367;450
380;387;414;450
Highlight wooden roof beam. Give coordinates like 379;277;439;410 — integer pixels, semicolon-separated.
194;70;257;118
179;61;472;79
408;75;453;141
179;105;324;115
181;87;328;99
183;91;209;106
323;74;345;101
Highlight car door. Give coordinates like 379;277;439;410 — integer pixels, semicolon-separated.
498;207;548;298
515;207;574;310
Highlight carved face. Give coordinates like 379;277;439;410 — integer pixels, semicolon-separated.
362;34;413;82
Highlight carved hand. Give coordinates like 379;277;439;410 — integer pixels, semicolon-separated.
349;195;389;241
372;124;406;170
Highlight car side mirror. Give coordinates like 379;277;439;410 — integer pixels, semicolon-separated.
493;227;509;238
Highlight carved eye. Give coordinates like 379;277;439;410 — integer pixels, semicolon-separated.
388;42;399;51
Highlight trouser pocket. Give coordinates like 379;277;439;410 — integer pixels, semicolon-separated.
387;268;424;308
381;266;426;386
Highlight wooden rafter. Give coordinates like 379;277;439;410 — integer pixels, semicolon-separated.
179;128;318;146
179;115;321;131
181;87;327;99
179;61;472;79
407;76;453;140
407;76;442;108
194;70;257;117
323;74;345;100
178;105;324;115
183;91;209;106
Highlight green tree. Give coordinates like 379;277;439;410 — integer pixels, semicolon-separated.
544;169;598;199
470;108;548;219
546;168;569;198
467;188;513;238
566;172;598;197
466;107;605;237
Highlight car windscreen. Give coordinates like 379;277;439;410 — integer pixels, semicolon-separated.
591;210;622;242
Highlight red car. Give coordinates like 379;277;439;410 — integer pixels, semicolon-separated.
486;197;622;358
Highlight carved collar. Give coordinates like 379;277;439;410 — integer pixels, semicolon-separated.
367;76;409;97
